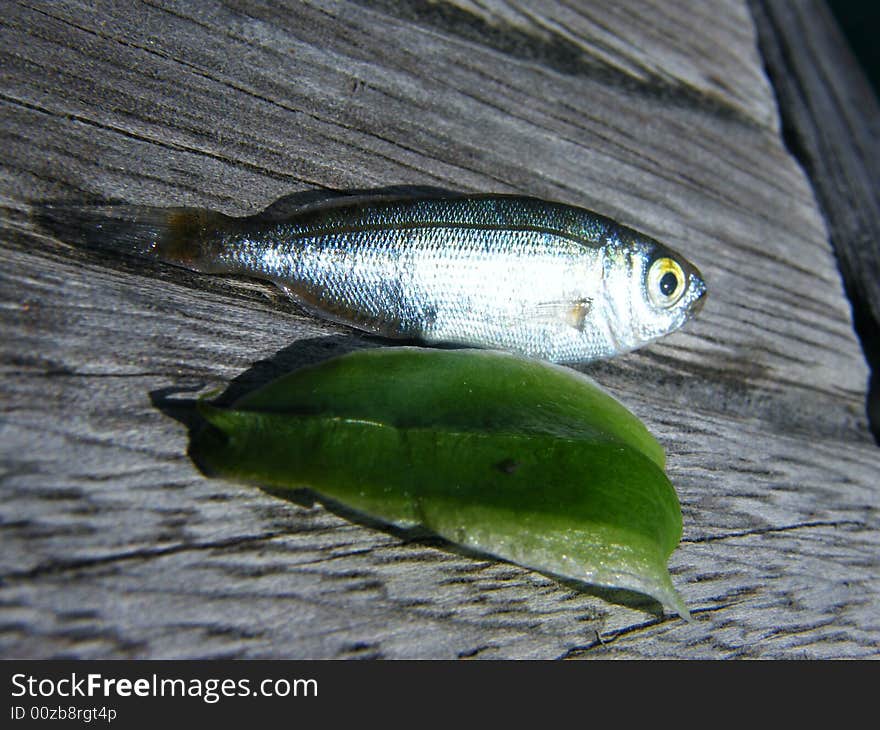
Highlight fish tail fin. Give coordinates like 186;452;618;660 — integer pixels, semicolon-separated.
32;202;235;273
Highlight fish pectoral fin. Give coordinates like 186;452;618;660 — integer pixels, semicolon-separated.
532;298;592;331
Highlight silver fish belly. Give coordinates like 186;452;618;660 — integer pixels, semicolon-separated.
150;195;707;362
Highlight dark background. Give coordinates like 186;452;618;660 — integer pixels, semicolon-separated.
829;1;880;100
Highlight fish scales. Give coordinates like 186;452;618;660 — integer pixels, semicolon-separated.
265;225;606;362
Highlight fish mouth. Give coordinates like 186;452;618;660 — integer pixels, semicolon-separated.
688;276;708;316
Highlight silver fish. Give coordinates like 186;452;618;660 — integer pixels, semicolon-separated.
78;194;708;362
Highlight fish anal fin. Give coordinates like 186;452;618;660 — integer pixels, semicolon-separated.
273;280;406;338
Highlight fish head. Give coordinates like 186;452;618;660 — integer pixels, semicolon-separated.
604;236;707;352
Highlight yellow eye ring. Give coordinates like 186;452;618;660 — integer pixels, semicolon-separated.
647;257;686;308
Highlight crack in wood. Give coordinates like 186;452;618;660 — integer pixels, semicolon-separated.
0;532;288;584
681;519;865;544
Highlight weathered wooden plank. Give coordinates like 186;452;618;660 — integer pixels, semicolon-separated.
1;0;878;658
750;0;880;442
419;0;779;127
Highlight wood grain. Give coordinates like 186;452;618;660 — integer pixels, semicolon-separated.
1;0;877;658
751;0;880;442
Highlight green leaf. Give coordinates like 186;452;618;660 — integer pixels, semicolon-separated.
193;347;689;619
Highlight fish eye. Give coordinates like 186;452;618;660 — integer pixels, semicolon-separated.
659;271;678;296
647;257;686;308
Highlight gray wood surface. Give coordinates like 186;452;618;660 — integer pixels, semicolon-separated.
1;0;878;658
751;0;880;443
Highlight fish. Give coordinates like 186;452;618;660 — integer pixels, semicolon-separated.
39;194;707;362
